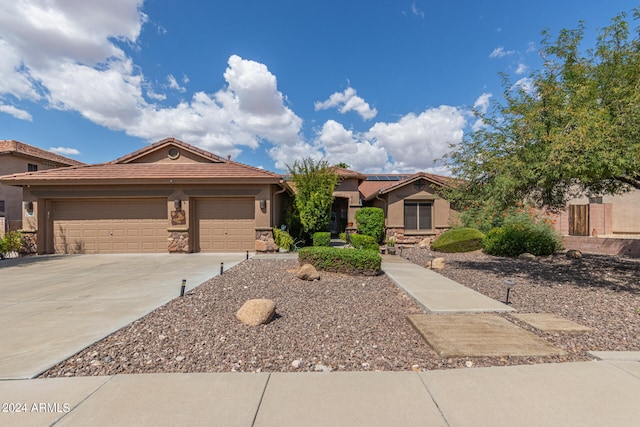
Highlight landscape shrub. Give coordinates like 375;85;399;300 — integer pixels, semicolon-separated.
431;228;485;253
349;233;379;251
273;227;294;251
0;231;23;259
483;221;562;257
298;246;381;275
339;232;346;241
355;207;385;243
312;231;331;247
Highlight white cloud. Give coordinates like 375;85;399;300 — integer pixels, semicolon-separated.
315;87;377;120
315;120;388;172
0;103;33;121
515;63;528;75
527;42;537;53
49;146;81;155
411;2;425;18
489;46;515;59
167;74;186;92
471;93;492;131
513;77;534;94
366;106;466;172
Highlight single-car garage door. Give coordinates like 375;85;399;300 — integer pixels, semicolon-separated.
196;198;255;252
52;199;167;254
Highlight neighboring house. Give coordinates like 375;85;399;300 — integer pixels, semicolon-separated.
0;138;287;254
0;140;84;235
551;190;640;257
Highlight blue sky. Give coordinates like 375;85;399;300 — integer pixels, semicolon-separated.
0;1;637;173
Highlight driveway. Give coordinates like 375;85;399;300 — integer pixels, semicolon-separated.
0;253;247;380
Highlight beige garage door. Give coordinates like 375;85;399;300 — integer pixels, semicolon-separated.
196;198;255;252
53;199;167;254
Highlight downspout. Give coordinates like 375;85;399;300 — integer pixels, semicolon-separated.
272;179;288;228
375;191;389;236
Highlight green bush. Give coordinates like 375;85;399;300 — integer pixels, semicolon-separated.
298;247;381;275
349;234;379;251
483;221;562;257
338;232;346;241
312;231;331;247
0;231;23;259
273;227;294;251
355;207;385;243
431;228;485;253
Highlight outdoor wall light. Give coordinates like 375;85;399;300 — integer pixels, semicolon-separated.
503;279;516;304
174;199;182;210
24;201;34;212
259;199;267;210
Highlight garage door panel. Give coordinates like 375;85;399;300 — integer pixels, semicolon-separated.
53;199;167;254
196;198;255;252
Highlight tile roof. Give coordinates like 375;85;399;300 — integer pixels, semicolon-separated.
0;162;281;184
359;172;454;200
0;140;85;166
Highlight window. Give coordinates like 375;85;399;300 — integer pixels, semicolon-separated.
27;163;38;172
589;196;603;204
404;201;432;230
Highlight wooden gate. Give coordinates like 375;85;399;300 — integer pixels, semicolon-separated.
569;205;589;236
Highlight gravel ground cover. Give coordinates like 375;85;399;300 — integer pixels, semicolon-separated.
42;250;640;377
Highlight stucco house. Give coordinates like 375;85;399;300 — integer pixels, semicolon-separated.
359;172;456;245
0;138;287;254
0;140;84;235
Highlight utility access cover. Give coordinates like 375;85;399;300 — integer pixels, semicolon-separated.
407;314;566;358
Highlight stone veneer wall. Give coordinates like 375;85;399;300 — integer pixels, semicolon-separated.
385;227;448;246
20;231;37;254
255;229;278;252
168;231;189;253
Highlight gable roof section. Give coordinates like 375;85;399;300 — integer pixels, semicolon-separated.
0;140;85;167
360;172;453;201
0;138;281;185
112;137;227;164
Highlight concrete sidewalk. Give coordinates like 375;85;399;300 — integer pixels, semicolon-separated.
1;360;639;426
382;255;514;313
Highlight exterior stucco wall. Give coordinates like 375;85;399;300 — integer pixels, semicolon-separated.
21;183;279;254
0;154;66;223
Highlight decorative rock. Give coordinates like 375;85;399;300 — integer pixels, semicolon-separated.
566;249;583;259
297;263;320;281
417;238;431;249
518;253;536;261
426;257;445;269
236;299;276;326
291;359;302;368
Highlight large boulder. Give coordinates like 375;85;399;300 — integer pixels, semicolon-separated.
297;263;320;281
566;249;583;259
426;257;445;269
236;299;276;326
518;252;536;261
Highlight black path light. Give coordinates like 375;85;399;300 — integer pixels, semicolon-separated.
503;279;516;304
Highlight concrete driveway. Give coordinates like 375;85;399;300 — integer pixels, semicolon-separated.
0;253;247;380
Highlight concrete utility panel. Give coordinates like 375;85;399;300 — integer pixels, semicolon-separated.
512;313;594;333
407;314;566;358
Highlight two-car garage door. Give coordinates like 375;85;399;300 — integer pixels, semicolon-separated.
52;199;167;254
51;197;256;254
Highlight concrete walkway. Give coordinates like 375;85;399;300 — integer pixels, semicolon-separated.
1;359;640;426
382;255;514;313
2;253;639;426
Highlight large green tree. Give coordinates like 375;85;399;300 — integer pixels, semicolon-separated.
444;9;640;217
287;157;339;235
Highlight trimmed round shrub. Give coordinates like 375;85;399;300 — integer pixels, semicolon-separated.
273;227;294;251
312;231;331;247
355;207;385;243
483;222;562;257
431;228;485;253
349;234;379;251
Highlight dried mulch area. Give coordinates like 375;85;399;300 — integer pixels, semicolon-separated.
42;250;640;377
